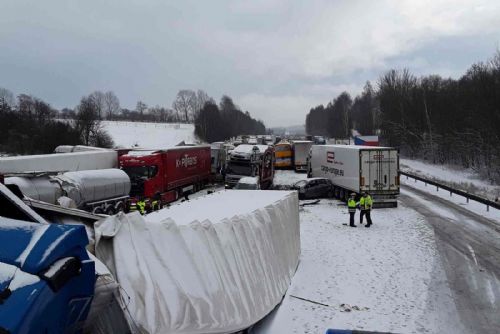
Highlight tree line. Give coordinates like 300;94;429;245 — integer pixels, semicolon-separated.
305;51;500;183
195;95;266;143
0;86;266;154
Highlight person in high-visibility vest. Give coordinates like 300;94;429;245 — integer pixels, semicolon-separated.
137;199;146;215
358;192;373;227
347;193;357;227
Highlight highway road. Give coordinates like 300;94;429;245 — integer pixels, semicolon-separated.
401;185;500;333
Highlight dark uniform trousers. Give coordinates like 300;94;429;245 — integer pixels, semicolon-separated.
360;210;372;226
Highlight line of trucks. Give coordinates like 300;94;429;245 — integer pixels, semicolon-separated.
0;137;399;213
0;143;277;214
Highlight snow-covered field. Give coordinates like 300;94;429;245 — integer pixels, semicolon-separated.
252;170;464;334
400;158;500;201
102;121;197;149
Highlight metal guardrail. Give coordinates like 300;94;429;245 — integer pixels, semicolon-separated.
399;171;500;211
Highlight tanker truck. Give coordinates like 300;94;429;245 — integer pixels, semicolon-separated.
5;169;131;215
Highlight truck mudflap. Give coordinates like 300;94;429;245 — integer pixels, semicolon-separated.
0;219;95;334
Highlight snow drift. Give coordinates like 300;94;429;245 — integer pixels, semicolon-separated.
94;190;300;334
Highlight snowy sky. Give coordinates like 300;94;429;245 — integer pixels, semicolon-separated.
1;0;500;127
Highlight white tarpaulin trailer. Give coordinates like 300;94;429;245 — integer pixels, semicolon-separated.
94;190;300;334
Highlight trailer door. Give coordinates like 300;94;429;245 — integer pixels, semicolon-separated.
361;149;395;193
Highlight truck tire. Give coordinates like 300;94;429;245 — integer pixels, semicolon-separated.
105;205;115;215
115;202;125;213
92;207;104;215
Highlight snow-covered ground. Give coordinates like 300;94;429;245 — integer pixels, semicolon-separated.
273;170;307;187
102;121;197;149
252;170;464;334
400;158;500;201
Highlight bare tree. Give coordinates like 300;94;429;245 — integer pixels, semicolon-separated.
89;91;106;119
0;87;15;107
104;91;120;120
136;101;148;117
193;90;214;119
172;90;196;123
75;97;100;146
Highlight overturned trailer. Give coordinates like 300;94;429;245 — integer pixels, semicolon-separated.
95;190;300;333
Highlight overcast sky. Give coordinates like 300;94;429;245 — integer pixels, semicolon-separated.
1;0;500;127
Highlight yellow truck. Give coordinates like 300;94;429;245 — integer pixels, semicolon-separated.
274;141;293;168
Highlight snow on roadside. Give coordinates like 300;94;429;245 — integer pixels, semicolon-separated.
102;121;197;149
253;177;463;333
401;177;500;224
400;158;500;201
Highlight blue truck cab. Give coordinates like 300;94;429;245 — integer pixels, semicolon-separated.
0;183;95;334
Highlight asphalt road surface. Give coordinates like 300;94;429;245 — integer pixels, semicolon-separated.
401;185;500;333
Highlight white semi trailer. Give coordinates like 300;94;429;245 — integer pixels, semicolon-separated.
292;140;313;172
0;150;118;175
308;145;399;207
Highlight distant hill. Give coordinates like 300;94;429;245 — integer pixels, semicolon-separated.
270;124;305;136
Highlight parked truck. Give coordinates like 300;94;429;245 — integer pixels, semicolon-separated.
308;145;399;207
292;140;313;172
225;144;275;189
274;141;293;169
119;146;211;206
5;169;131;215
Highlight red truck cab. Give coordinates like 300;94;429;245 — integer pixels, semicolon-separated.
119;146;211;205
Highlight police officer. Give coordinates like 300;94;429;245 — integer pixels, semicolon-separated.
358;192;373;227
137;198;146;215
347;193;357;227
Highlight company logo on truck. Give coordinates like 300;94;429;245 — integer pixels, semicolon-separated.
327;151;335;163
176;154;198;168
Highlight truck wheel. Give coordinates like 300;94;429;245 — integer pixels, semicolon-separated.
105;205;115;215
115;202;125;212
92;207;104;215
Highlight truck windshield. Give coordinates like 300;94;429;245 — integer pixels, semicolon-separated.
226;162;252;176
122;166;158;180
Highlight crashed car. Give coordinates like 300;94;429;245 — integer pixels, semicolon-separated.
291;178;334;199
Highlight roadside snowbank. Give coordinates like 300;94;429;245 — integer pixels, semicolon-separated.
102;121;197;149
94;190;300;334
400;158;500;201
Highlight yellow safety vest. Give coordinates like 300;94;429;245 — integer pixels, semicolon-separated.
348;199;357;213
359;196;373;210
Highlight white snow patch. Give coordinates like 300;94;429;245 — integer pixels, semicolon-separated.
273;170;308;187
102;121;197;149
9;270;40;291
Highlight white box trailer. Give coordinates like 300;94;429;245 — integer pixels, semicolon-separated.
308;145;399;207
292;140;313;172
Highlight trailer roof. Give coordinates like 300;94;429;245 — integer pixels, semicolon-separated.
320;144;395;150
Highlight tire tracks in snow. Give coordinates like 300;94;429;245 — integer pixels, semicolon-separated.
401;184;500;333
